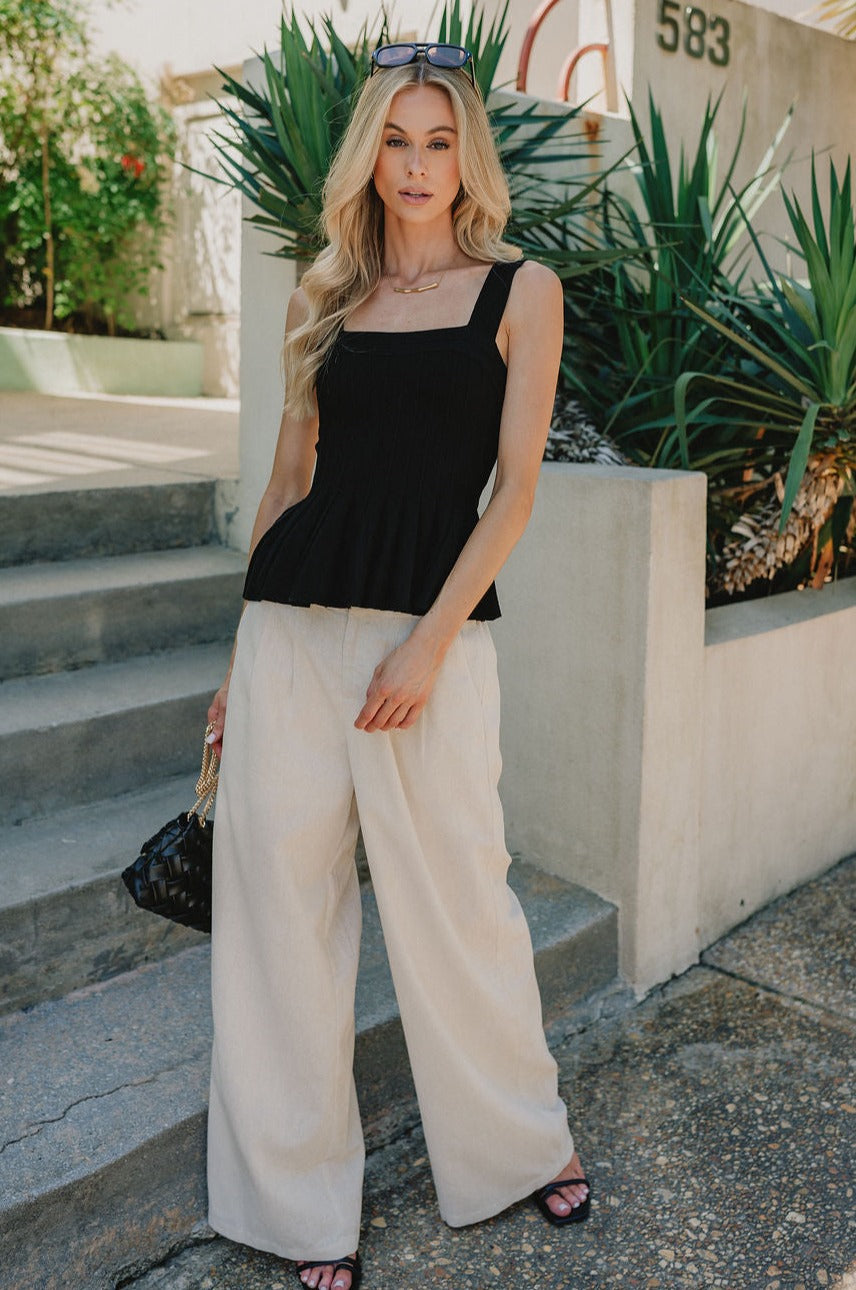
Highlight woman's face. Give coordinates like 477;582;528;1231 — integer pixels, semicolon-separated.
372;84;462;224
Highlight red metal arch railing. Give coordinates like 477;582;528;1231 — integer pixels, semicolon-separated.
517;0;617;110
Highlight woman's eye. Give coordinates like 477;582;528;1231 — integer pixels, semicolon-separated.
384;137;449;150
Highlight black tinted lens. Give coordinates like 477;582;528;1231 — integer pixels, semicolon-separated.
373;44;416;68
426;44;469;68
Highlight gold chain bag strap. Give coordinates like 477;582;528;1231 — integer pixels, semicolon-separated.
121;723;220;934
192;724;220;825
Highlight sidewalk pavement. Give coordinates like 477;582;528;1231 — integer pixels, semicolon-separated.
0;390;238;493
121;853;855;1290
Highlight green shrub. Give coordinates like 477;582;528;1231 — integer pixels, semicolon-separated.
0;0;176;333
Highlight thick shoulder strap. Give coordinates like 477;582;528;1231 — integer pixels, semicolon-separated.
469;258;527;335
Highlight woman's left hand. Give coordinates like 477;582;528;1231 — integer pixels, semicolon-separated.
354;631;447;732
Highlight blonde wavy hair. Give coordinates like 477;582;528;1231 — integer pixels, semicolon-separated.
282;58;521;419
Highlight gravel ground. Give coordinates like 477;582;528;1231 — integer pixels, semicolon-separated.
121;855;855;1290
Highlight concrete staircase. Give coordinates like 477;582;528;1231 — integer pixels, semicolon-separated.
0;479;622;1290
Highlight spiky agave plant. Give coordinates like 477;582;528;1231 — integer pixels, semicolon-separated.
191;9;387;261
187;1;623;276
558;89;791;461
676;155;856;597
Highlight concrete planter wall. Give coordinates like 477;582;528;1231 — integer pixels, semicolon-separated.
493;464;856;992
700;578;856;949
0;327;204;397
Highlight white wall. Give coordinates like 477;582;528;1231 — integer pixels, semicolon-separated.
88;0;430;87
700;579;856;945
629;0;856;272
501;0;856;279
491;464;856;991
88;0;846;91
497;0;636;112
230;187;296;553
492;464;708;989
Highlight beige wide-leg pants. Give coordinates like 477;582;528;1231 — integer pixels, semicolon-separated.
206;601;574;1261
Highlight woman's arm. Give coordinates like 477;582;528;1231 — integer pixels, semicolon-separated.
354;259;564;732
207;286;319;755
249;287;320;550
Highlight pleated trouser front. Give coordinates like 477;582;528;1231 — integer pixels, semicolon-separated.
206;601;573;1261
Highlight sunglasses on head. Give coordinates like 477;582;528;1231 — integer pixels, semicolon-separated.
370;42;476;89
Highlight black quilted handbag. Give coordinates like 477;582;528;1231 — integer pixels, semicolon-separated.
121;725;219;934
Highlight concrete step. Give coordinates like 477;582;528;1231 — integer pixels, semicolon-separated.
0;775;372;1017
0;862;618;1290
0;774;207;1015
0;546;245;679
0;479;217;567
0;641;232;827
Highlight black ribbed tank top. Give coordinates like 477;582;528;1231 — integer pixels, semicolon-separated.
243;257;527;620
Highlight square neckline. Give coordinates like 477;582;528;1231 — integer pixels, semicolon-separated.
340;261;498;336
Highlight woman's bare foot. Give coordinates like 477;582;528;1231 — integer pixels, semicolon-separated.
297;1251;359;1290
542;1150;590;1219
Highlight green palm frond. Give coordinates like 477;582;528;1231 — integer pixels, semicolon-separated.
560;89;792;457
676;155;856;531
437;0;509;99
187;9;386;260
188;1;630;282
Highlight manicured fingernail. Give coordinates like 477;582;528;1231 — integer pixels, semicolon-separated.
206;731;218;744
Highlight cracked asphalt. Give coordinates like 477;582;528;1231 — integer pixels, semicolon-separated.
118;854;855;1290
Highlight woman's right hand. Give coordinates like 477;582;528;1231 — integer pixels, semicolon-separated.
207;680;229;760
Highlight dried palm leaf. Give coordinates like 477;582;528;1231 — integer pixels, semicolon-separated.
804;0;856;38
714;454;844;594
545;394;633;465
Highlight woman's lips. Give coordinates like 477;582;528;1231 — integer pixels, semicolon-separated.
398;190;432;205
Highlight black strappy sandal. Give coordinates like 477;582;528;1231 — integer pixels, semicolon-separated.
532;1175;591;1226
295;1252;362;1290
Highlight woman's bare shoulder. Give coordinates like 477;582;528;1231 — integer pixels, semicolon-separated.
286;284;311;330
509;257;562;306
503;259;563;340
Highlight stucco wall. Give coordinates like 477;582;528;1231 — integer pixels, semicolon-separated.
700;580;856;946
503;0;856;278
492;465;856;991
629;0;856;269
492;464;708;989
229;194;296;554
87;0;844;91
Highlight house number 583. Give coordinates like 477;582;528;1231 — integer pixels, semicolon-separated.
656;0;731;66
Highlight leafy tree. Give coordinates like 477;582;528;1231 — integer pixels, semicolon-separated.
0;0;176;332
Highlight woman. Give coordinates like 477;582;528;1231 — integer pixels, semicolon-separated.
205;42;590;1290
